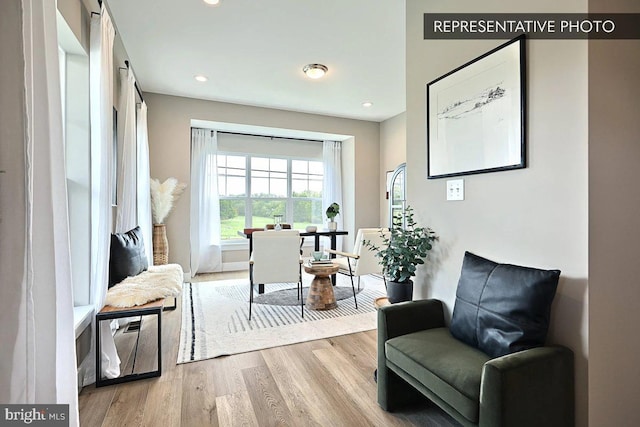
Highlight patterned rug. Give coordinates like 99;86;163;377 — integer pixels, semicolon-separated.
177;275;386;363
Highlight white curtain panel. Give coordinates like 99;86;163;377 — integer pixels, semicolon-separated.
80;4;121;384
322;140;344;249
137;101;153;264
115;68;138;233
0;0;79;425
190;128;222;274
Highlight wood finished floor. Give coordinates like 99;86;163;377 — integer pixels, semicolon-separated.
78;271;459;427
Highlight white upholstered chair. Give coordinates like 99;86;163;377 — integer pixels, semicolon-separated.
325;228;390;308
249;230;303;320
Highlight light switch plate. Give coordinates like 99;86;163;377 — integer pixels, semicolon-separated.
446;179;464;201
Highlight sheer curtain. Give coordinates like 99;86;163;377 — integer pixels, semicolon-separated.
137;101;153;264
0;0;78;424
115;67;138;233
190;129;222;275
81;4;121;383
323;140;344;249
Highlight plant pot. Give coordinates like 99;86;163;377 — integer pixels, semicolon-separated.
327;220;338;231
153;223;169;265
387;279;413;303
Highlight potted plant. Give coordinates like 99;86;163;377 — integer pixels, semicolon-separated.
326;202;340;231
365;206;437;303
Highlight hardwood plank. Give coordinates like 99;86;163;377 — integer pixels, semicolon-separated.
242;365;296;426
142;380;181;427
180;360;218;427
286;341;375;427
210;351;266;398
131;314;160;374
326;333;378;380
101;380;149;427
261;346;337;426
216;391;259;427
114;326;140;375
78;384;116;427
312;346;411;427
158;302;183;384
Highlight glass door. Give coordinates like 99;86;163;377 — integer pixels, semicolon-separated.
388;163;406;229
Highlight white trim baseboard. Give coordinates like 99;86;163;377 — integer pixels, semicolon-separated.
222;261;248;272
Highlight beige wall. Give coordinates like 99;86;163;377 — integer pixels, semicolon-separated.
588;0;640;424
57;0;90;52
145;93;381;275
380;112;407;226
407;1;588;425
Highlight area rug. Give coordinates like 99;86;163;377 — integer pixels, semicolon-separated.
177;276;386;363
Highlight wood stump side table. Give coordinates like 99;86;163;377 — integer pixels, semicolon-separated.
304;263;340;310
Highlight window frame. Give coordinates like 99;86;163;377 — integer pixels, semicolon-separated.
217;151;323;243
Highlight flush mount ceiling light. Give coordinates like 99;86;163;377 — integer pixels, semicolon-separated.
362;101;373;108
303;64;328;79
194;75;208;82
203;0;221;5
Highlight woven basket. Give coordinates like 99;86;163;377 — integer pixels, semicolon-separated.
153;223;169;265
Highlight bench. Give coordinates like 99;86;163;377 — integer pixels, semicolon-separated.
96;263;183;387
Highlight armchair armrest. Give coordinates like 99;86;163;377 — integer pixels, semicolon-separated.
480;345;574;427
325;248;359;259
378;299;445;342
377;299;445;411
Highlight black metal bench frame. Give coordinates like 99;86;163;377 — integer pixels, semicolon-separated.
95;299;163;388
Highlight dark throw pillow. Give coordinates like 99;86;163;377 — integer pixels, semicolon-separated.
450;251;560;358
109;226;148;288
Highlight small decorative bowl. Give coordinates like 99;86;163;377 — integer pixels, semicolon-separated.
305;225;318;233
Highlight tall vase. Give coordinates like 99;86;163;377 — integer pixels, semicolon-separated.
153;223;169;265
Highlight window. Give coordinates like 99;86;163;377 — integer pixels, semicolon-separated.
218;154;323;240
58;20;91;307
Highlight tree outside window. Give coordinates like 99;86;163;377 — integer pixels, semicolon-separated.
217;154;323;240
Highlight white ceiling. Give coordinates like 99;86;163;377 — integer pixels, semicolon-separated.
106;0;406;122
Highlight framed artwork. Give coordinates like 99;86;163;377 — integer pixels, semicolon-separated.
427;35;526;179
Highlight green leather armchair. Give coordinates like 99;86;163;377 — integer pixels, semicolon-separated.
377;299;575;427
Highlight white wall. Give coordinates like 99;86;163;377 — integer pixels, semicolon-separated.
588;0;640;424
406;1;588;425
217;133;323;159
145;93;381;275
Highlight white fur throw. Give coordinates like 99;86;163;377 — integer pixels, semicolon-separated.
105;263;183;308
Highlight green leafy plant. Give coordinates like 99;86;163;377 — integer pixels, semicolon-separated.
365;206;437;283
326;202;340;221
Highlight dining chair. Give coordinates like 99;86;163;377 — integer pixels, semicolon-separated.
325;228;390;308
249;230;303;320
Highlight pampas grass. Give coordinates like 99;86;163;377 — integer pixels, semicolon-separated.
150;177;186;224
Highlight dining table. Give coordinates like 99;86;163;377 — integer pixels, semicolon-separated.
237;228;348;294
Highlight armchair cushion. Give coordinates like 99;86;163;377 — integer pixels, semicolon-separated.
450;252;560;358
386;327;490;423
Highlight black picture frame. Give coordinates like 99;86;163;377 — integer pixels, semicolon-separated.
427;35;526;179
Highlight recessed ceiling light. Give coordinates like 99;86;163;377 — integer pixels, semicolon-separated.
194;75;208;82
303;64;328;79
362;101;373;108
203;0;221;5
